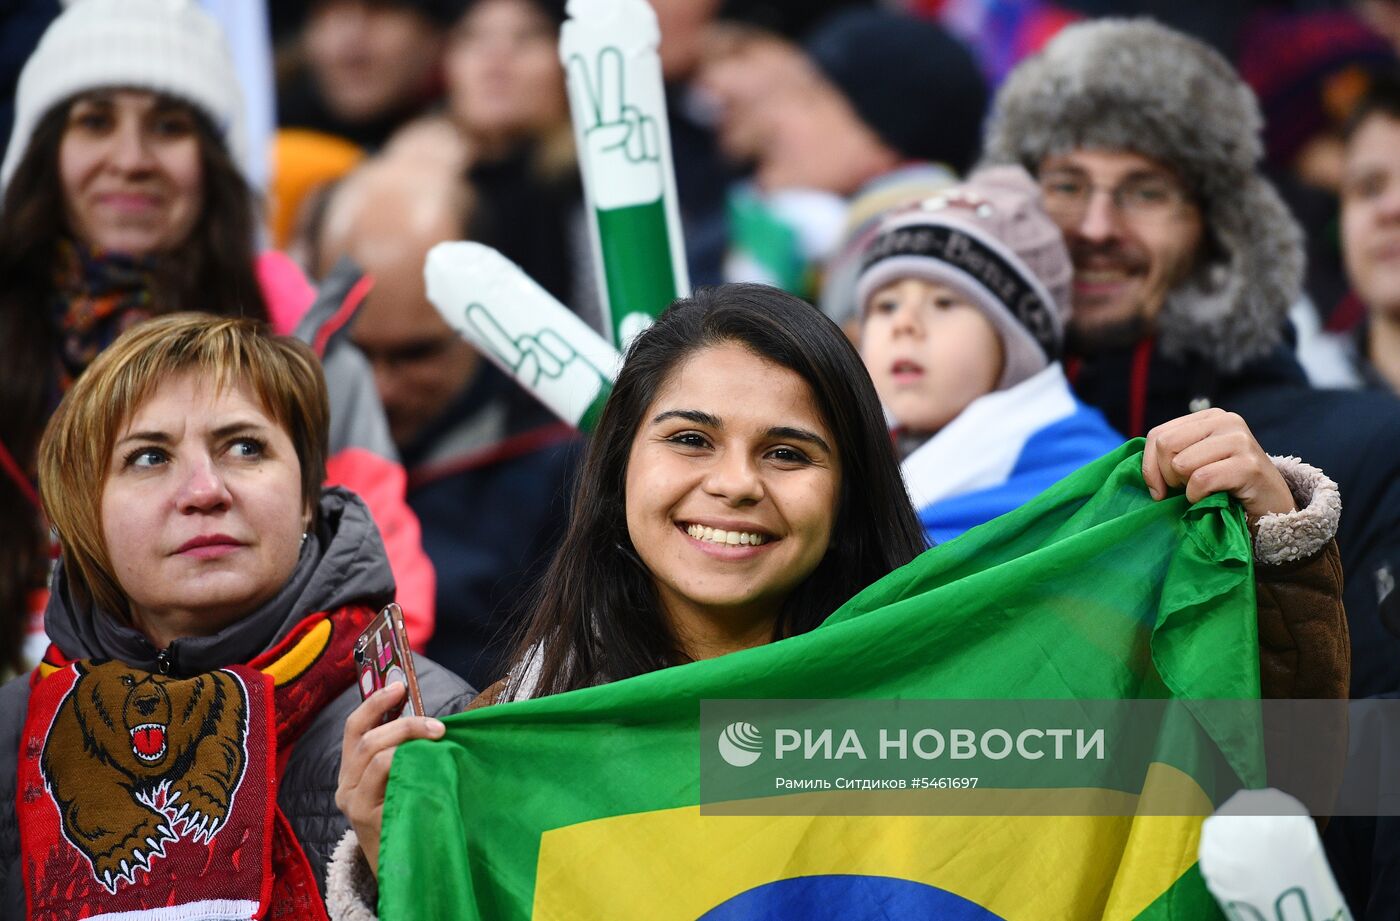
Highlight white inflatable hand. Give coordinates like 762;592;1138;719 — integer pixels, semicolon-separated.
567;45;662;209
1198;788;1353;921
423;242;622;428
465;303;609;416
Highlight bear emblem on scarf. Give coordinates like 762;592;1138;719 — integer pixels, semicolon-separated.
40;660;250;893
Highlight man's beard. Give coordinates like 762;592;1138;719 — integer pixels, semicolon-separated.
1065;238;1158;356
1066;310;1154;355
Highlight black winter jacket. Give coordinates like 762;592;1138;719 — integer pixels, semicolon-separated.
0;487;474;918
1072;340;1400;696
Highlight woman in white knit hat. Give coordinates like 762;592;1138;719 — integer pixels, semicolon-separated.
0;0;437;692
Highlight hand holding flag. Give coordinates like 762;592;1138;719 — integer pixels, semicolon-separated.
378;443;1269;920
1143;408;1296;526
335;683;445;876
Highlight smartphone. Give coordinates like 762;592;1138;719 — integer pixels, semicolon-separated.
354;603;424;722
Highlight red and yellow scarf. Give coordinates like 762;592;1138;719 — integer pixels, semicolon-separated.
17;605;370;921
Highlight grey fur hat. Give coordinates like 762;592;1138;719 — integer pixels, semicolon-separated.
981;18;1304;372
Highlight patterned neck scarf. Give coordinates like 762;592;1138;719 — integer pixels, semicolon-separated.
50;239;159;393
18;605;371;921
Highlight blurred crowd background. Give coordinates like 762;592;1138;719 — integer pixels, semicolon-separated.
6;0;1400;677
8;2;1400;915
6;0;1400;691
10;0;1400;332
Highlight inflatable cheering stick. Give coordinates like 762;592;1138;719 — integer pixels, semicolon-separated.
1199;788;1353;921
424;242;622;432
561;0;689;349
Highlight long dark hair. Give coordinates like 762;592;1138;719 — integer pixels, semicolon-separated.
505;284;926;699
0;93;269;670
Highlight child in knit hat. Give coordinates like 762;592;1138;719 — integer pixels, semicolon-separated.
856;165;1122;543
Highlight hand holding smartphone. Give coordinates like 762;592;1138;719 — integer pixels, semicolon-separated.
354;603;424;722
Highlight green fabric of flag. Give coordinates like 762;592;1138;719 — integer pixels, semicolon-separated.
378;441;1261;920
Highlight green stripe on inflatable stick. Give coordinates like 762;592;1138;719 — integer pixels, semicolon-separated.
562;0;690;350
424;242;621;432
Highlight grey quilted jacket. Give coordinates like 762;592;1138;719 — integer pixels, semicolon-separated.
0;487;474;918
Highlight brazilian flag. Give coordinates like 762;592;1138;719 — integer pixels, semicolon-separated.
379;442;1262;919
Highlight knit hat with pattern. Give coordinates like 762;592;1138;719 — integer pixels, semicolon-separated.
855;165;1071;391
1;0;245;193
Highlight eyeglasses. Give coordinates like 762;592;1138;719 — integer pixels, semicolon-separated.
1038;171;1194;225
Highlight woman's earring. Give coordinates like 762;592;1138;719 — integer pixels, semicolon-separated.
300;532;309;545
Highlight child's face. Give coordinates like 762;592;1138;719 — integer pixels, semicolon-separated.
860;277;1004;435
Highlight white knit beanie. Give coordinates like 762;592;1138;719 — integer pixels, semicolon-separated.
0;0;246;194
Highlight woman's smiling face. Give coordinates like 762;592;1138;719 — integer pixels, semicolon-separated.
623;341;841;652
59;90;205;258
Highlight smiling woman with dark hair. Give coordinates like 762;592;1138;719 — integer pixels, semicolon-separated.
328;282;1348;921
495;283;929;697
331;285;928;901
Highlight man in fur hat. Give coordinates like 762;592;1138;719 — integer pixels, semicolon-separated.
984;18;1400;697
